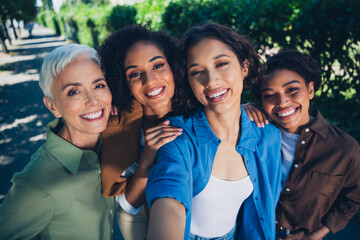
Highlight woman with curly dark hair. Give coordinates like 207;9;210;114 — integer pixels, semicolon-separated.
98;25;183;240
145;23;282;240
245;49;360;240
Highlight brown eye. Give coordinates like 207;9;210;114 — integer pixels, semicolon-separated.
153;63;165;70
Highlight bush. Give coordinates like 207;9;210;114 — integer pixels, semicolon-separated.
108;5;136;32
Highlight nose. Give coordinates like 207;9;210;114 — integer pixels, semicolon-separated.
142;72;156;85
276;94;289;107
86;90;98;106
205;70;219;88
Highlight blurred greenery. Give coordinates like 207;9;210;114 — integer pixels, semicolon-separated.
34;0;359;141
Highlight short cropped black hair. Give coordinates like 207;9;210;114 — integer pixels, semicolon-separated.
174;23;260;115
252;49;322;101
98;25;179;116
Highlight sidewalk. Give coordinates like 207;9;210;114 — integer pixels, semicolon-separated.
0;25;68;201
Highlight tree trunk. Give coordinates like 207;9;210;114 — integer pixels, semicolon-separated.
11;19;18;39
2;19;12;45
0;28;9;53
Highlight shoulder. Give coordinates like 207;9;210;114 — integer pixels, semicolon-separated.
325;122;359;154
13;145;62;188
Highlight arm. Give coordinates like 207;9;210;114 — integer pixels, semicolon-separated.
243;102;269;127
321;143;360;233
279;226;330;240
147;198;186;240
0;177;53;239
123;121;183;208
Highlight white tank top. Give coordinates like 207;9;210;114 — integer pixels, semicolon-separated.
190;175;253;238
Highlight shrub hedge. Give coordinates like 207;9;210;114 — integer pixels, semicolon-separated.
36;0;360;141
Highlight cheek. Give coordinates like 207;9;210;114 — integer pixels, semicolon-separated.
261;101;273;115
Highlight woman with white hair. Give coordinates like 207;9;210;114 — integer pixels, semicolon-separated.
0;43;115;240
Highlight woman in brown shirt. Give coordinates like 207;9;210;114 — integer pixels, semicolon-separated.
247;50;360;240
98;25;183;240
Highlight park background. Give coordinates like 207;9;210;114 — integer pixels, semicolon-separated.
0;0;359;239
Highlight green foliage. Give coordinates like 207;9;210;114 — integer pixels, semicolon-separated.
34;0;359;141
134;0;170;30
108;5;137;32
1;0;37;21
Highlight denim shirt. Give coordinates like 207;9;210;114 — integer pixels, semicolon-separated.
146;107;282;240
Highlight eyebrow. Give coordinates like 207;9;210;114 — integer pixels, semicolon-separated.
61;78;105;91
125;55;165;73
187;54;230;71
261;80;301;93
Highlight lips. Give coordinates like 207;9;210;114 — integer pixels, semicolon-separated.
206;88;230;102
80;109;104;120
145;86;165;99
274;107;298;120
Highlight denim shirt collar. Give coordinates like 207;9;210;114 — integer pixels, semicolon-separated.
192;106;256;152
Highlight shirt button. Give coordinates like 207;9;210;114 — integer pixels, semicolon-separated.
305;128;310;132
253;178;257;183
111;229;114;234
98;169;101;174
246;160;250;164
280;226;284;230
276;220;278;224
110;210;113;215
285;188;290;192
301;140;306;144
294;164;299;168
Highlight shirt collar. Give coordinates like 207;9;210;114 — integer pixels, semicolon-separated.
44;118;101;174
192;106;256;151
308;109;329;138
238;106;256;152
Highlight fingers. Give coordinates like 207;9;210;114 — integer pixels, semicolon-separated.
110;105;119;116
145;123;183;150
243;103;269;127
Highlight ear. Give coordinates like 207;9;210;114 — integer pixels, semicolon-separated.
242;59;249;78
43;96;62;118
308;81;315;100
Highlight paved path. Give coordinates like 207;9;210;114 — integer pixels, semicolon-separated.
0;24;359;240
0;25;68;201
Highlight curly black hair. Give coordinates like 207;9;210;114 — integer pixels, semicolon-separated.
174;23;260;115
97;25;179;119
252;49;322;101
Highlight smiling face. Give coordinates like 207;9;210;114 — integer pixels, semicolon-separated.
187;38;248;115
124;41;175;117
44;56;112;146
261;69;314;133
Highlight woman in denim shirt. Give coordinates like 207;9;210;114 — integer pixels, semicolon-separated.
146;23;282;240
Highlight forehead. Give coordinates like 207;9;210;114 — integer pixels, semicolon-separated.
125;41;165;62
187;38;235;62
261;69;306;89
52;57;102;87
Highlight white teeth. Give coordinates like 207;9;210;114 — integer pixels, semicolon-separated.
208;89;227;99
147;87;163;96
278;109;295;117
81;110;102;119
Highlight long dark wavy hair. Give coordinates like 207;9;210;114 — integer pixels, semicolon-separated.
174;23;260;115
98;25;179;120
252;49;322;101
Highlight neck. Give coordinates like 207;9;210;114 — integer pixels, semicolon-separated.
204;106;241;144
58;124;98;151
143;104;172;130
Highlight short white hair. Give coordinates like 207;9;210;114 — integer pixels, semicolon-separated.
39;43;101;99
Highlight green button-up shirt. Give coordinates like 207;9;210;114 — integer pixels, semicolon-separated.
0;118;115;240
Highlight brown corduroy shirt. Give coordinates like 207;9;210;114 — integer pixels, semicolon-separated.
276;110;360;234
100;100;143;197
